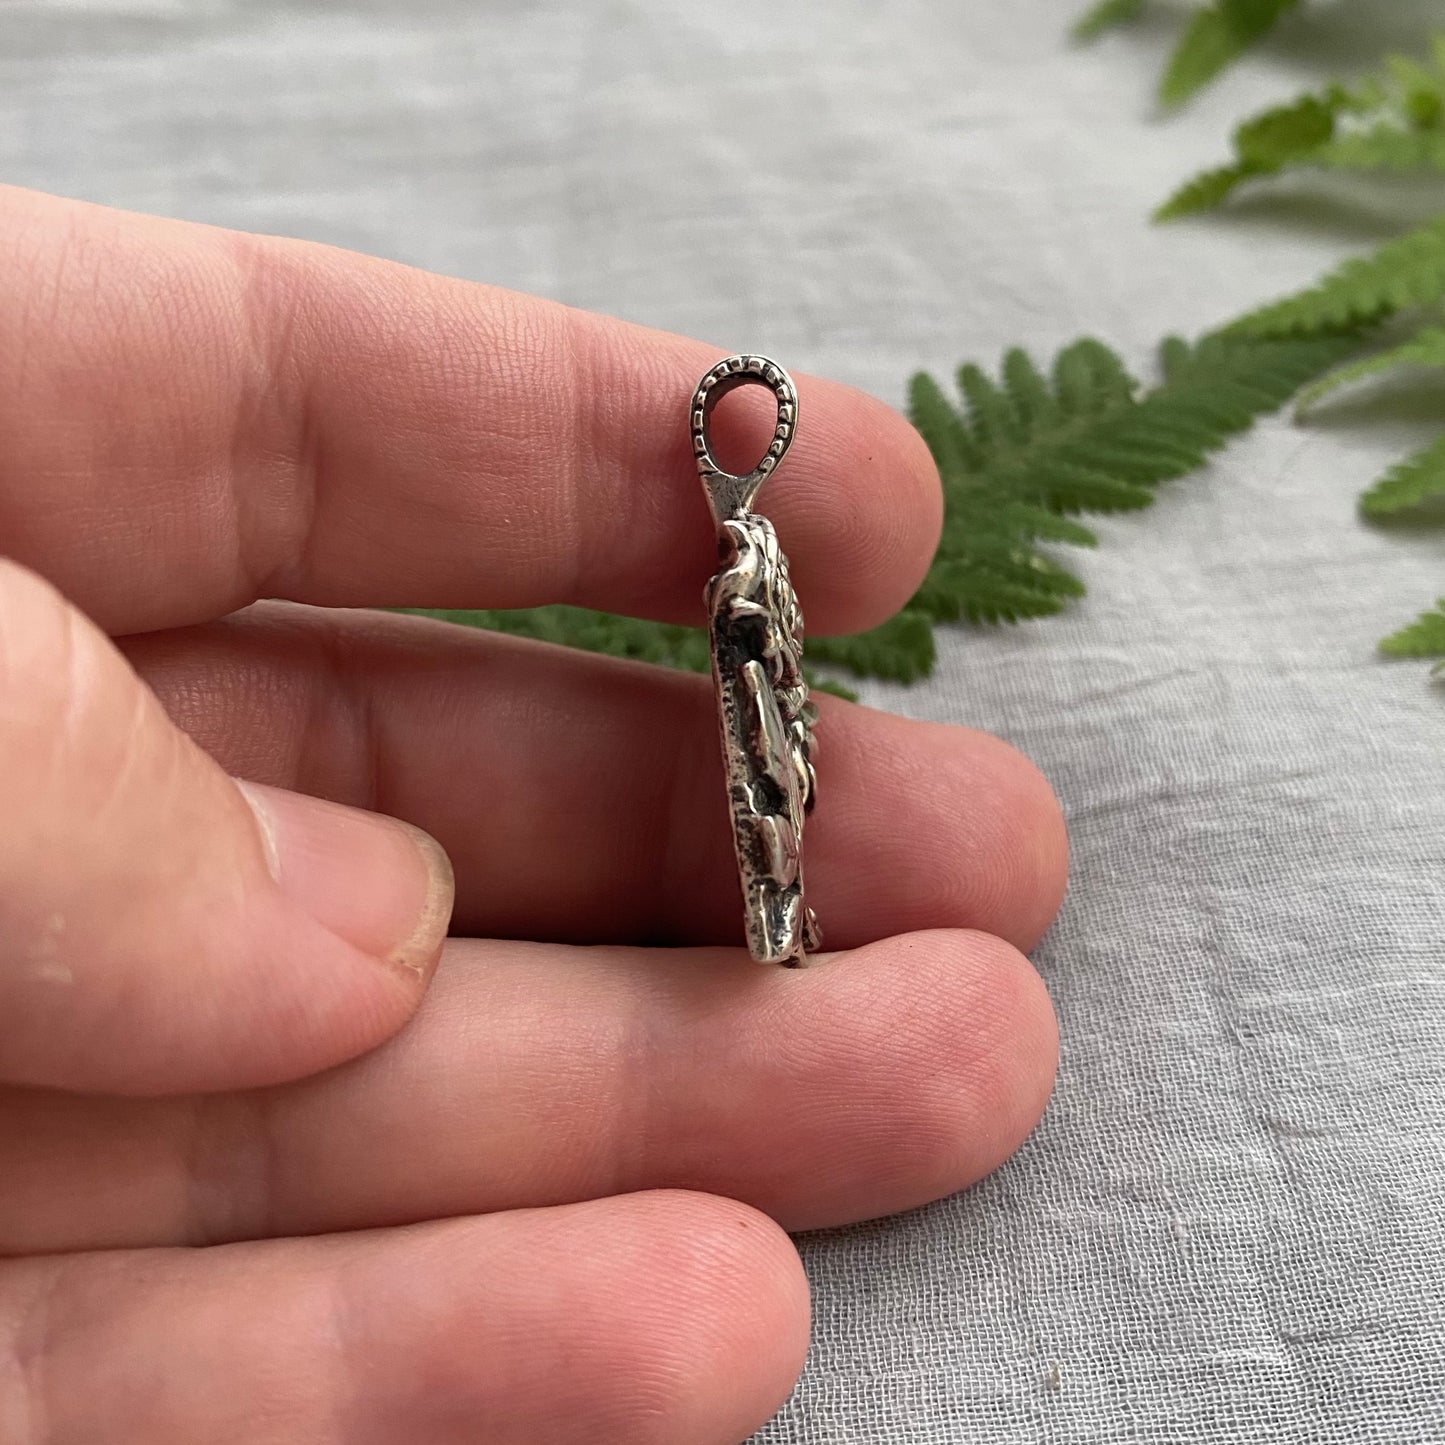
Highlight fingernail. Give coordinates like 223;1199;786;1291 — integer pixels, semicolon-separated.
235;780;454;975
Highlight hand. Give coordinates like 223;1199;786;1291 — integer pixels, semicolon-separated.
0;186;1066;1444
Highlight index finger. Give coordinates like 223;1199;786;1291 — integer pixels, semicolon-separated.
0;186;941;636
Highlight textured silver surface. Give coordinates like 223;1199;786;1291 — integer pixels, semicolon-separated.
5;2;1444;1440
695;355;820;966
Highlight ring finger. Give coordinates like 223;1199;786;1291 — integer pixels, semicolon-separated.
0;925;1056;1255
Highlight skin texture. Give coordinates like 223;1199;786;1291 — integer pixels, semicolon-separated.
0;185;1067;1444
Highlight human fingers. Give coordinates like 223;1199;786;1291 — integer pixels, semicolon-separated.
0;184;940;637
123;603;1068;952
0;562;452;1096
0;1191;807;1445
0;929;1056;1254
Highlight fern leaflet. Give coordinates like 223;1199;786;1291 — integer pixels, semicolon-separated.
1296;325;1445;409
1160;0;1304;110
808;611;936;684
1379;597;1445;675
1360;435;1445;519
1160;38;1445;216
1157;93;1340;219
1072;0;1147;42
1317;128;1445;173
1156;163;1262;222
1227;216;1445;337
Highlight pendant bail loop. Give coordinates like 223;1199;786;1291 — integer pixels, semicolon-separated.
690;354;799;527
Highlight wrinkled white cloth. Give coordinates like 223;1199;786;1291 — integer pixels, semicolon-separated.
4;1;1443;1439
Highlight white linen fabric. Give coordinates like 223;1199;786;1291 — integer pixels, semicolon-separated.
4;1;1443;1439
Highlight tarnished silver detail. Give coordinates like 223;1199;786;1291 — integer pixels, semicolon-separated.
694;354;821;966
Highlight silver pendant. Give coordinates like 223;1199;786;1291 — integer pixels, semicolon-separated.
691;354;821;967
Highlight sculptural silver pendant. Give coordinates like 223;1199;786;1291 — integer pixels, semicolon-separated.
691;354;822;967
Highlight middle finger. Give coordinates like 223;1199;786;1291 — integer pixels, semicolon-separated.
123;603;1067;953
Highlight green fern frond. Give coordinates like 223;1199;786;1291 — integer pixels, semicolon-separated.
911;553;1085;626
1379;597;1445;675
397;605;713;671
1140;329;1362;436
1227;216;1445;337
1160;39;1445;216
1296;326;1445;409
1234;91;1342;164
1052;338;1137;418
1160;0;1304;110
906;371;972;473
1156;94;1338;219
1155;163;1262;222
1004;504;1100;548
397;604;859;699
893;328;1359;635
407;329;1361;690
1315;127;1445;173
1360;435;1445;519
1028;462;1157;512
957;362;1028;448
1072;0;1146;42
808;610;936;683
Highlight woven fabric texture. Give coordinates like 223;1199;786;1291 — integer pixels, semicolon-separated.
4;1;1443;1439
